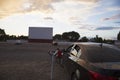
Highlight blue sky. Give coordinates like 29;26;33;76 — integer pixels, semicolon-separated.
0;0;120;39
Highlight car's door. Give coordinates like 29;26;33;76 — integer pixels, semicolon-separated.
63;44;81;75
69;45;81;61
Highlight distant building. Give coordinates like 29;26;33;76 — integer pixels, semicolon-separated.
28;27;53;43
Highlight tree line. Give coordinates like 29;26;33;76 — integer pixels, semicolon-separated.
53;31;80;42
0;28;28;41
0;28;120;43
53;31;120;44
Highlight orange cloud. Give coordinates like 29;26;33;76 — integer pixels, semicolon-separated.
0;0;54;18
0;0;99;18
0;0;25;18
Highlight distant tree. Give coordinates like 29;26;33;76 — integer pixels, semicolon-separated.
0;28;6;41
117;31;120;41
18;35;28;40
93;35;103;43
8;35;17;40
62;31;80;42
103;39;115;44
80;36;88;42
69;31;80;41
62;32;69;41
0;28;28;41
53;34;62;40
0;28;6;35
5;35;28;40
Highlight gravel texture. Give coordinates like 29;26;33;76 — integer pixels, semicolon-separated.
0;42;69;80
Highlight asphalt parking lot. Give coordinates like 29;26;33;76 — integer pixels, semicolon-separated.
0;43;68;80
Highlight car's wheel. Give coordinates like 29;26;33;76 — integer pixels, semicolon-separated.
71;73;78;80
71;69;80;80
73;69;90;80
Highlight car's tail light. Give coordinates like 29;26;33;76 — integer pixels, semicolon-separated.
89;71;118;80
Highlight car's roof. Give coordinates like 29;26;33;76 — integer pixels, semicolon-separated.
74;42;120;51
73;42;120;62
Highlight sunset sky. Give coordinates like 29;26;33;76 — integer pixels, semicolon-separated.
0;0;120;39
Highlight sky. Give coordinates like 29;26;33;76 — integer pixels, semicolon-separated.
0;0;120;39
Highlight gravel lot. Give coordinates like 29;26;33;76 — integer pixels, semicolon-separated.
0;42;69;80
1;42;119;80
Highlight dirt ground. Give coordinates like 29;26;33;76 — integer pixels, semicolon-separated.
0;42;69;80
0;42;119;80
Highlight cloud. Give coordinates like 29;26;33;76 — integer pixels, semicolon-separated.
0;0;25;18
0;0;100;19
95;27;120;30
69;17;82;25
103;13;120;21
78;24;97;30
0;0;55;18
53;0;99;3
44;17;53;20
76;0;99;4
28;0;54;13
78;23;120;31
107;7;120;11
114;22;120;24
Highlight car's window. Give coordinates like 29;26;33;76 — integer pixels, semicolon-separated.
76;49;81;58
74;45;80;52
70;48;77;56
66;44;81;57
66;45;74;52
70;45;81;57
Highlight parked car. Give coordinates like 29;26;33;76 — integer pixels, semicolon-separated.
52;41;58;46
15;40;22;45
62;43;120;80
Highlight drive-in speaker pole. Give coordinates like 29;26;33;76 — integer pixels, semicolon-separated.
50;50;57;80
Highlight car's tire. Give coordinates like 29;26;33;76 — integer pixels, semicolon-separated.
71;73;78;80
71;69;80;80
72;69;90;80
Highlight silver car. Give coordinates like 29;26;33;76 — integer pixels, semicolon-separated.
62;43;120;80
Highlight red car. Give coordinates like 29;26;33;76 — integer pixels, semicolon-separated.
62;43;120;80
